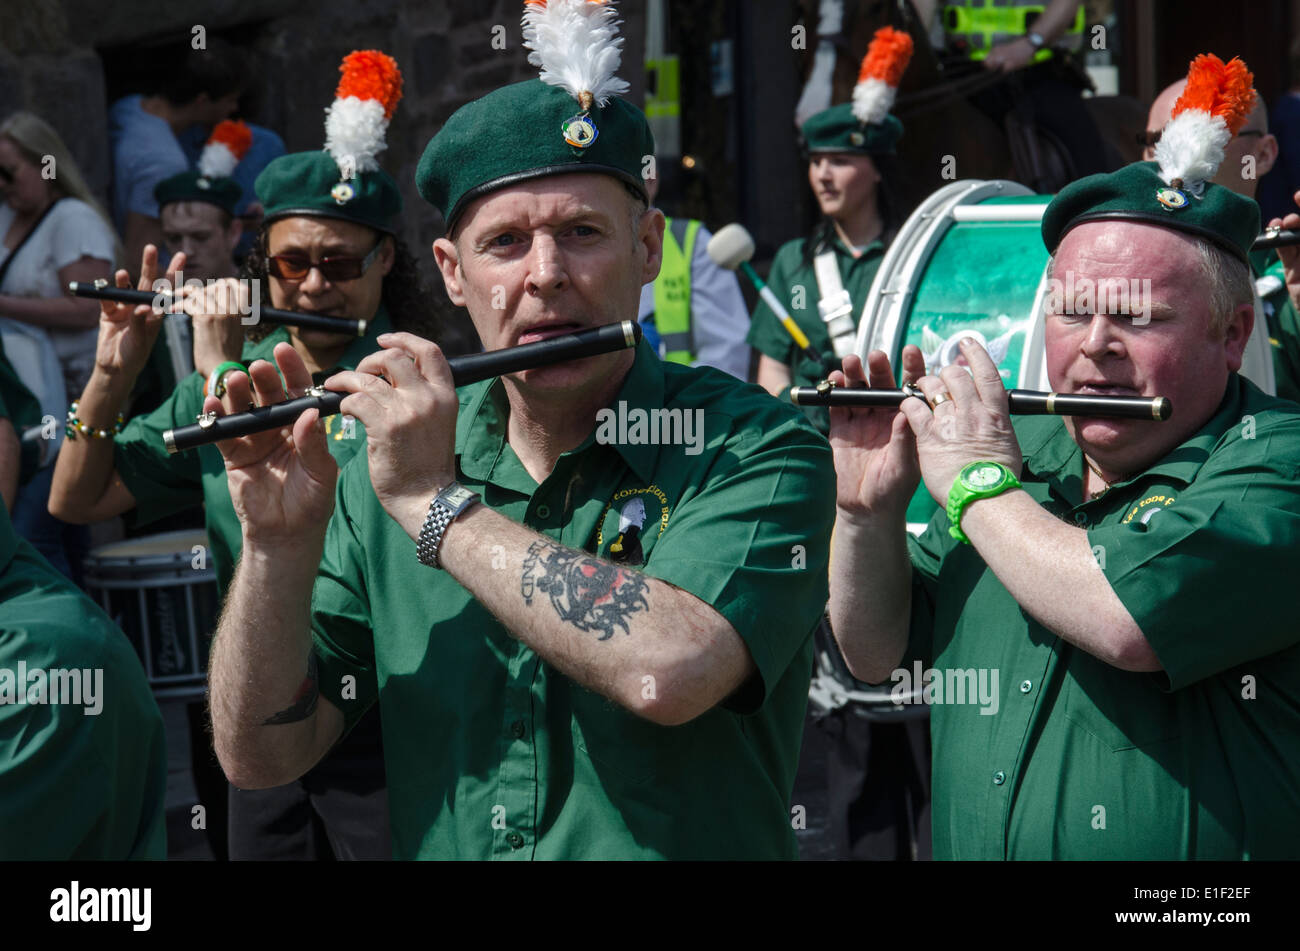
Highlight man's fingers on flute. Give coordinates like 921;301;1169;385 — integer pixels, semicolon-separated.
379;332;453;390
247;359;288;406
272;342;314;396
899;344;925;385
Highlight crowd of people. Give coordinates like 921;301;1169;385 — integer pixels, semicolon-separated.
2;0;1299;861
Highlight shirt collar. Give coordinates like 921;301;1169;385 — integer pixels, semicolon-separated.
1020;375;1252;503
456;336;665;490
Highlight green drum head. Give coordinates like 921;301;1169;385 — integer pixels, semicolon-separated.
896;195;1050;529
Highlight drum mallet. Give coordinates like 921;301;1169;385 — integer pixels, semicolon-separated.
707;223;825;367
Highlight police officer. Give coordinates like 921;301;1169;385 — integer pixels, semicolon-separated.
205;1;834;860
827;55;1300;858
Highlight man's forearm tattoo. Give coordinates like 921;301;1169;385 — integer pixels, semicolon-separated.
263;650;320;725
520;539;649;640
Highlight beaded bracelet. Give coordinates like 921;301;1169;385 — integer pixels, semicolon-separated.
65;400;125;441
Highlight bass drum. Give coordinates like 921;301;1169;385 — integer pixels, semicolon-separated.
853;179;1276;533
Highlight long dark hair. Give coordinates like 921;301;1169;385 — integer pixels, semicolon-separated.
800;151;907;267
240;226;442;344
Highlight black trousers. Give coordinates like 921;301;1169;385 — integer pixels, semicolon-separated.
227;705;391;860
818;707;932;861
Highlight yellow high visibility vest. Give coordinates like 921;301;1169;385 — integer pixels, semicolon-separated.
943;0;1085;63
651;217;700;364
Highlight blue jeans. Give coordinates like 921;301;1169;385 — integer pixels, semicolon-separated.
10;464;90;588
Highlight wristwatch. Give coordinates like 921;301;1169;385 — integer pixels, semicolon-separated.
1025;30;1046;50
416;482;481;568
946;461;1021;545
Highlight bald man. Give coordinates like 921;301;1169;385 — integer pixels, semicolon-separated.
1146;79;1300;402
1143;79;1278;196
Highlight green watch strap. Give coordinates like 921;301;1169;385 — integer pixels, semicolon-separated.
946;461;1021;544
208;360;247;399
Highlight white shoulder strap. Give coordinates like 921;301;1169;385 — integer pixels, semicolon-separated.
813;249;856;358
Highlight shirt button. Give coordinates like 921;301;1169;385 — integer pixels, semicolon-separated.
1020;680;1033;694
993;771;1006;786
536;504;551;519
510;719;526;739
506;831;525;849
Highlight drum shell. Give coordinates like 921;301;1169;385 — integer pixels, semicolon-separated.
83;530;218;700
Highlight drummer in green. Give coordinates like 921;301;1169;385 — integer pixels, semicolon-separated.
749;27;913;434
0;500;167;859
203;1;834;860
827;55;1300;859
49;51;421;861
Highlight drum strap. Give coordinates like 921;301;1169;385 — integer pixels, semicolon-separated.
813;250;857;359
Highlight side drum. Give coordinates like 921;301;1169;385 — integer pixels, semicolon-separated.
83;530;218;700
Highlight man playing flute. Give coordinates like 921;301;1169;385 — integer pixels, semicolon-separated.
827;54;1300;859
49;51;417;861
205;1;834;860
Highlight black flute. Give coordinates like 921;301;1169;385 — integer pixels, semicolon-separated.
1253;228;1300;250
69;280;367;336
790;384;1172;421
163;320;642;453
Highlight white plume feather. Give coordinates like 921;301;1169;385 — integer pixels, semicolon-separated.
522;0;630;108
1154;110;1229;188
198;142;239;180
324;97;389;178
852;77;893;126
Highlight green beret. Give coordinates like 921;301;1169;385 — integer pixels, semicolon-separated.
154;171;242;216
1041;161;1259;264
416;79;655;232
801;103;903;155
255;151;402;235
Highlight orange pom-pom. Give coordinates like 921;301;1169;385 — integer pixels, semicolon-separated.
207;120;253;161
1171;53;1256;135
858;26;914;88
335;50;404;120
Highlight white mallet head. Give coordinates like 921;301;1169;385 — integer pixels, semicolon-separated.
707;223;756;271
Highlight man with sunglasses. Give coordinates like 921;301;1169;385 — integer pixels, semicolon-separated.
1143;78;1300;404
48;145;407;861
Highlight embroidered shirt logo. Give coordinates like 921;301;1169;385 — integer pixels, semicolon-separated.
1122;493;1176;525
596;486;670;564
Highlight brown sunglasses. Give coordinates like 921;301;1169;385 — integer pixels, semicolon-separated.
267;237;384;283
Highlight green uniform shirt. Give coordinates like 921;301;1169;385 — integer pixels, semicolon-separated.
310;339;835;859
0;502;167;859
904;374;1300;859
745;234;884;434
113;309;390;595
1250;248;1300;404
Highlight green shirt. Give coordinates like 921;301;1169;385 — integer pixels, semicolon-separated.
311;340;835;859
113;309;391;595
745;234;885;434
1250;248;1300;404
0;502;167;859
905;374;1300;859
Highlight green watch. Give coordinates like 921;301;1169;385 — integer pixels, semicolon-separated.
947;461;1021;544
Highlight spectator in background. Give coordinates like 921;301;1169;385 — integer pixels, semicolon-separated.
109;38;248;272
0;111;119;581
637;169;751;380
1258;36;1300;224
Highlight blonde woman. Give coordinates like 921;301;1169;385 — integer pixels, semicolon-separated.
0;111;120;402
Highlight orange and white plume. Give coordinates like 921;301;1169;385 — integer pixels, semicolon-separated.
1154;54;1256;190
522;0;629;111
324;50;403;180
852;26;913;126
198;120;252;179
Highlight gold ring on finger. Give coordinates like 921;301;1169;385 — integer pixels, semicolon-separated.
931;391;954;408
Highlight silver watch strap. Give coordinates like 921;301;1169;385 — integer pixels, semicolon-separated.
416;483;479;569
